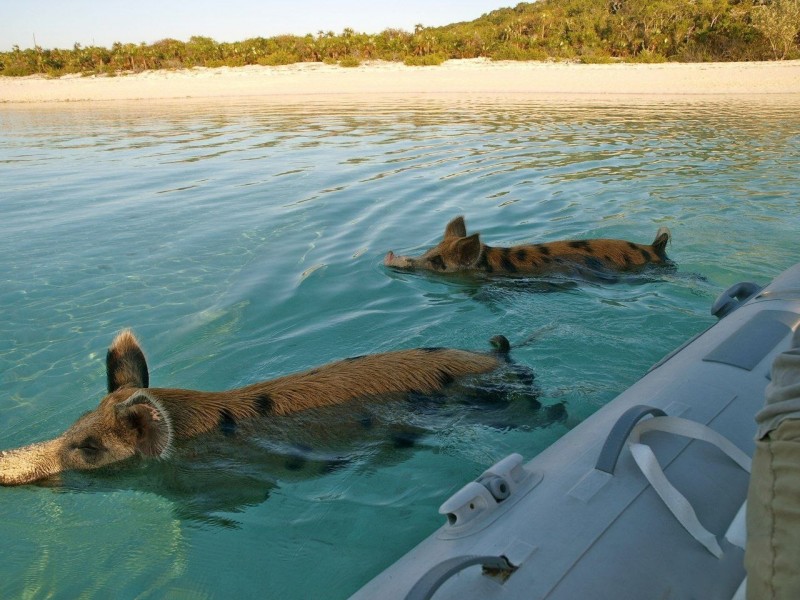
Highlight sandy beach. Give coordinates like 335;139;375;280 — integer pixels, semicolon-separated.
2;58;800;105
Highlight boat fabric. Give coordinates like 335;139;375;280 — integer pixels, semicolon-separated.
746;327;800;599
628;416;752;558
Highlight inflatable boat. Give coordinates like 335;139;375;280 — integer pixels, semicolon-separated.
352;263;800;600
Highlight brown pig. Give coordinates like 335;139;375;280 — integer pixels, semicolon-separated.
384;216;671;276
0;330;511;486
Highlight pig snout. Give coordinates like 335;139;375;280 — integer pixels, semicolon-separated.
384;251;413;269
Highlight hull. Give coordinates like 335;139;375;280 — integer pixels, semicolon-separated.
352;263;800;600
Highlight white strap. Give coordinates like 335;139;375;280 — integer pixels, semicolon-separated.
628;416;751;559
629;443;724;557
630;416;752;472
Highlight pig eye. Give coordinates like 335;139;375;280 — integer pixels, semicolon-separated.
429;255;446;270
74;437;103;455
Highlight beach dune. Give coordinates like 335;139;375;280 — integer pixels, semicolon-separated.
1;58;799;104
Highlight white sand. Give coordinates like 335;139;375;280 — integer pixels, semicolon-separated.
1;58;799;104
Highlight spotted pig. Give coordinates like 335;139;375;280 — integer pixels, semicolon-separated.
0;330;513;486
384;215;671;276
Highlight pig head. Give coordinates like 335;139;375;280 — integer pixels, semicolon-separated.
0;331;171;485
385;216;480;272
1;330;504;485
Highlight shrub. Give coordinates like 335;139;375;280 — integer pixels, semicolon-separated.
403;53;446;66
751;0;800;60
629;49;668;64
0;64;31;76
257;51;299;66
338;56;361;67
489;47;549;61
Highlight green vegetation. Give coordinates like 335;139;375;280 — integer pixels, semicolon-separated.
338;55;362;67
403;53;447;66
2;0;798;77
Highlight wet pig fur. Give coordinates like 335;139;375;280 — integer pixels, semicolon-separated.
384;215;671;276
0;330;514;485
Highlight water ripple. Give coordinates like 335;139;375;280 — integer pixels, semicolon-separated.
0;98;798;599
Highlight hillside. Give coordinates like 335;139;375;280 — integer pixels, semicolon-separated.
1;0;798;76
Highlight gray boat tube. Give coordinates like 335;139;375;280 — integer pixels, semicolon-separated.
352;263;800;600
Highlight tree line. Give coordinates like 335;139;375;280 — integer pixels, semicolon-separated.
1;0;798;77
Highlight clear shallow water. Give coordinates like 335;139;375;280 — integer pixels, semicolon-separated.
1;98;799;599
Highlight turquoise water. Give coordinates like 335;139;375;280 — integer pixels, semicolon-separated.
1;98;799;598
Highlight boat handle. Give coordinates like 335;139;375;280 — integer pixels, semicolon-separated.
710;281;762;319
595;405;667;474
405;555;515;600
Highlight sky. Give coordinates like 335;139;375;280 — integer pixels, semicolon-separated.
1;0;512;51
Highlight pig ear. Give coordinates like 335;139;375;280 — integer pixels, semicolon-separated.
453;233;482;266
443;216;467;240
116;392;173;458
106;330;150;392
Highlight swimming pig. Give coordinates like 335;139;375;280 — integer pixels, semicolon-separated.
384;216;671;276
0;330;513;486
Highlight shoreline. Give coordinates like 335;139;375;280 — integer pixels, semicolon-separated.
2;58;800;105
